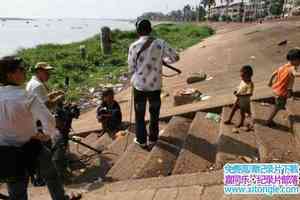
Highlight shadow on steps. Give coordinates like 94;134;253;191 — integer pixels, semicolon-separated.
218;135;259;161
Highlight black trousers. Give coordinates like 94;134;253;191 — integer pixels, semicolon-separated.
134;88;161;144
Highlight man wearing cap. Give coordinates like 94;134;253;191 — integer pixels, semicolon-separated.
128;19;179;149
26;62;64;110
26;62;66;183
0;56;81;200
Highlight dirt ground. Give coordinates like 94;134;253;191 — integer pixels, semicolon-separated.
73;17;300;134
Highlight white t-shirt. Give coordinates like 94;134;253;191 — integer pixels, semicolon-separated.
0;86;58;147
128;36;178;91
26;76;49;103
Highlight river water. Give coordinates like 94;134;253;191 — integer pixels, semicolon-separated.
0;18;134;57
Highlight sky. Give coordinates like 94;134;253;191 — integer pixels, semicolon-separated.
0;0;202;19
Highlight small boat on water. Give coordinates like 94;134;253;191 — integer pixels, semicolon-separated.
71;26;83;30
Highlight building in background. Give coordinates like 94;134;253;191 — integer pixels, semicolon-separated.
211;0;270;21
283;0;297;16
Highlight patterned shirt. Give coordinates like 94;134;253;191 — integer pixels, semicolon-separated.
128;36;179;91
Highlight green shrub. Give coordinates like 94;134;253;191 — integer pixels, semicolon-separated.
18;23;214;101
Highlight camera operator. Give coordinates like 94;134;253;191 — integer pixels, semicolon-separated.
26;62;71;182
0;56;81;200
96;88;122;137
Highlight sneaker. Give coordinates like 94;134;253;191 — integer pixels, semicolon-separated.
148;140;157;149
134;138;147;148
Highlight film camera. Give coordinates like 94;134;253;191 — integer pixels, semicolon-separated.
54;77;102;154
55;102;80;137
54;77;80;138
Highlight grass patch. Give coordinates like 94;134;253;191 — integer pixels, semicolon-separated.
18;23;214;101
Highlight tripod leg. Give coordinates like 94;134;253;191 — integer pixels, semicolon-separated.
69;138;103;154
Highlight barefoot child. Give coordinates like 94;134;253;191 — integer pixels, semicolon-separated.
224;65;254;128
96;88;122;136
266;48;300;127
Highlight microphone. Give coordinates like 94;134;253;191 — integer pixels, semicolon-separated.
36;120;44;134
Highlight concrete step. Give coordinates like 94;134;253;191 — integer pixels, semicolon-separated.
216;106;258;168
134;116;192;179
221;196;284;200
82;133;114;155
104;141;150;182
287;98;300;147
84;170;223;195
81;173;224;200
72;132;135;184
252;102;300;163
172;112;220;175
69;132;102;155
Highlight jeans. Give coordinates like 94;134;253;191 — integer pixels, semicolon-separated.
7;177;29;200
134;88;161;144
7;145;68;200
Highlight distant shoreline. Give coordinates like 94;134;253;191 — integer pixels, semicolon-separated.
0;17;134;22
0;18;34;21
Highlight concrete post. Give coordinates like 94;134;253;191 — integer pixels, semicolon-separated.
101;26;112;55
79;45;86;59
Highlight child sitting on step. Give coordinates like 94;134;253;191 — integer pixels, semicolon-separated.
224;65;254;128
266;48;300;127
96;88;122;136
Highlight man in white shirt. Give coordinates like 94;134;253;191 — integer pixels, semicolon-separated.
26;62;64;110
0;57;81;200
128;19;179;148
26;62;67;183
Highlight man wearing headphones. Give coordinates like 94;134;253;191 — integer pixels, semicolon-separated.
128;19;180;149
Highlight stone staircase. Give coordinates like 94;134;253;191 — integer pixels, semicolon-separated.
9;97;299;200
73;98;300;200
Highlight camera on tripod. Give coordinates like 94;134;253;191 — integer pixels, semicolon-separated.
54;77;80;136
53;77;102;155
55;102;80;136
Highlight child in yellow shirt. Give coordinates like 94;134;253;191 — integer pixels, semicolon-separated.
224;65;254;128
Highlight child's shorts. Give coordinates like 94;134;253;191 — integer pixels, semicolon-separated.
238;97;251;114
275;96;287;110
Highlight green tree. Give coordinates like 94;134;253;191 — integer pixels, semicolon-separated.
270;0;284;16
198;5;207;21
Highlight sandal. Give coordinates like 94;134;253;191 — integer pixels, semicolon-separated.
67;192;82;200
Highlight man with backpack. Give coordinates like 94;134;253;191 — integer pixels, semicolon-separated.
128;19;180;149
